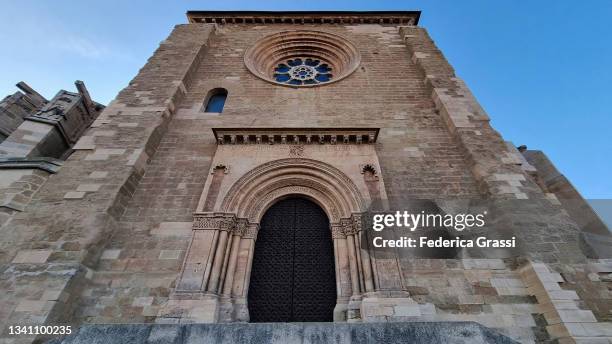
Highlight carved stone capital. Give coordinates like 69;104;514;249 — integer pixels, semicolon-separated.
219;218;236;232
243;224;259;239
234;218;248;236
331;223;346;239
341;218;357;236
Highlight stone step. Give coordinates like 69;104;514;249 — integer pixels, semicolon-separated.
46;322;518;344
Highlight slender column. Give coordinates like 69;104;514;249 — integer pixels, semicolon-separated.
346;234;361;296
331;223;352;297
217;230;234;294
358;233;375;292
207;220;233;293
222;233;242;296
353;234;365;293
235;223;258;297
353;214;375;292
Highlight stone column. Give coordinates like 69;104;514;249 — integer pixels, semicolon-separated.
344;227;362;297
353;214;375;293
222;222;245;296
331;223;352;321
231;223;258;322
206;218;235;293
341;218;365;322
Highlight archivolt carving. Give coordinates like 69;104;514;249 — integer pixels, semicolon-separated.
247;185;340;223
221;159;365;218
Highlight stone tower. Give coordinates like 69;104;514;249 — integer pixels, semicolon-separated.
1;11;611;344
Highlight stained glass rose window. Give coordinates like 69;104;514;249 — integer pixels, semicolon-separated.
273;58;333;85
244;30;360;88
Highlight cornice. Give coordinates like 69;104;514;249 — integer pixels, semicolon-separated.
0;157;63;173
212;127;380;145
186;11;420;26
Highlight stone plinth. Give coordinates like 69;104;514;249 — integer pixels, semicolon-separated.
46;322;517;344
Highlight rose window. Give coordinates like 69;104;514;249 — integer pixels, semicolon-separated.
244;30;360;88
274;58;333;85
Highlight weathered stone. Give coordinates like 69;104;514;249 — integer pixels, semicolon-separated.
46;322;518;344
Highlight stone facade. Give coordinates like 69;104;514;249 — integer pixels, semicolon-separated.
0;10;610;344
0;82;47;143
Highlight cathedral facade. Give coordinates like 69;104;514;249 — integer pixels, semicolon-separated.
1;11;611;344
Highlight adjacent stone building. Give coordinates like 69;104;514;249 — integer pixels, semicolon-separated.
0;11;610;344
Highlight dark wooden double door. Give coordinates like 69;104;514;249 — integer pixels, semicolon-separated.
248;197;336;322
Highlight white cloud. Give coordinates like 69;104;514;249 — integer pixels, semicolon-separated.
45;34;132;61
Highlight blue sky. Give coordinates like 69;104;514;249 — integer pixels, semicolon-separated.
0;1;610;207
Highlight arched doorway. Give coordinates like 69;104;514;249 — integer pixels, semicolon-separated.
248;197;337;322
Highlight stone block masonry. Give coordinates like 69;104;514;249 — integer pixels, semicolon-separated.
0;23;215;343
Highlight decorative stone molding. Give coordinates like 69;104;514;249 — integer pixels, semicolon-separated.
331;215;363;238
234;218;248;236
0;157;63;173
211;164;230;174
247;184;341;223
341;218;356;236
288;145;304;157
244;30;361;88
331;223;346;239
351;213;363;233
220;158;366;222
360;163;377;174
360;164;379;182
243;224;259;239
213;128;379;145
178;155;381;323
192;213;236;230
187;11;420;26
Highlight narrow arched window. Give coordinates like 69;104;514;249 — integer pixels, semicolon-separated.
203;88;228;113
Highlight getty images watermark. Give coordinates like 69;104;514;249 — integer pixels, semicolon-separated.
369;210;516;249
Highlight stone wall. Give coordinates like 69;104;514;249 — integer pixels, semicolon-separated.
0;23;215;343
73;22;481;326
